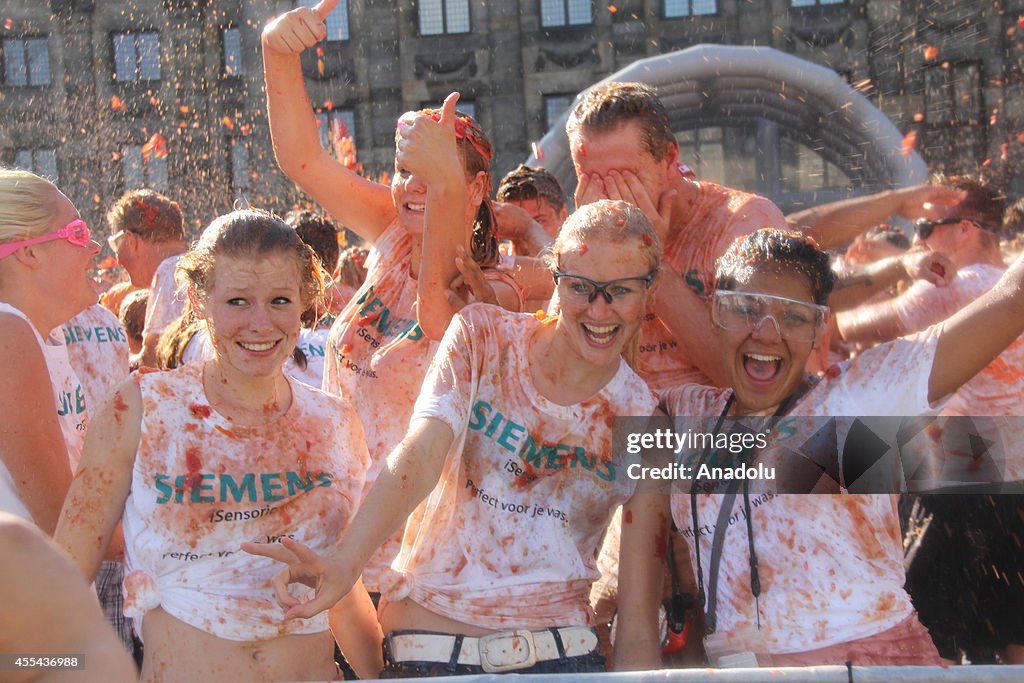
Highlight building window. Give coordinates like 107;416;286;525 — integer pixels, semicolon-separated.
541;0;592;27
113;32;161;82
921;61;984;174
664;0;717;17
121;144;168;192
544;94;572;130
790;0;845;6
315;109;357;166
676;128;725;183
14;149;58;181
230;137;249;197
222;27;245;76
3;37;51;86
296;0;349;41
418;0;470;36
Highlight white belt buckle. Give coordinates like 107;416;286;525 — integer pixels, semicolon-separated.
478;630;537;673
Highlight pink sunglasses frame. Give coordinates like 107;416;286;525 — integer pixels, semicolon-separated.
0;219;92;260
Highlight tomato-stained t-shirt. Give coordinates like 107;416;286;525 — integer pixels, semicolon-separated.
122;362;369;641
381;304;657;630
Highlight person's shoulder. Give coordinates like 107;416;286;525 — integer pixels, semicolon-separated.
658;382;729;417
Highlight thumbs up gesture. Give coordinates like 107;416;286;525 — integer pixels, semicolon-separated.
263;0;339;55
396;92;464;186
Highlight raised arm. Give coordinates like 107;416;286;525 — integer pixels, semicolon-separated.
788;184;966;250
399;94;476;340
929;252;1024;404
54;379;141;581
262;0;394;243
0;315;74;535
245;416;455;619
829;249;955;313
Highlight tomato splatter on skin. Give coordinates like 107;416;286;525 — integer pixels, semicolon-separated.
623;509;634;524
189;403;212;419
578;243;589;255
112;391;128;426
653;521;668;561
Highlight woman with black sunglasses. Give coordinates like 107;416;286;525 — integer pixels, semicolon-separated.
0;168;100;533
247;200;671;676
659;227;1024;667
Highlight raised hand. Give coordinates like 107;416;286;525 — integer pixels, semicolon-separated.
241;536;357;620
602;170;675;242
262;0;339;56
396;92;463;187
445;244;499;310
901;249;956;286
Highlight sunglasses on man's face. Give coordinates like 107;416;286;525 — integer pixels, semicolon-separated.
914;217;966;240
0;219;92;259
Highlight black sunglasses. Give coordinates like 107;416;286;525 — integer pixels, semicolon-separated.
914;216;999;240
552;271;656;304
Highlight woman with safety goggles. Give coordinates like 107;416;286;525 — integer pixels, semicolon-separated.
247;200;671;676
261;1;525;598
659;227;1024;667
0;168;99;533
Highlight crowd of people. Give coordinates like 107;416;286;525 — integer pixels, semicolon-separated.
2;1;1023;680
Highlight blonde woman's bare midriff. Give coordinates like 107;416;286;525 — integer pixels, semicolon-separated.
379;596;497;637
139;607;337;682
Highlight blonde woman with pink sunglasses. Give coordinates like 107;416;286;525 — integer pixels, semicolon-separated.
0;168;100;533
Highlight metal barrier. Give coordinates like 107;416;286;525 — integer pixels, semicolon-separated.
372;665;1024;682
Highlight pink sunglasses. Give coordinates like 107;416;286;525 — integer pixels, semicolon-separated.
0;219;92;259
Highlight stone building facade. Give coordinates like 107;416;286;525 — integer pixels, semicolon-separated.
1;0;1022;240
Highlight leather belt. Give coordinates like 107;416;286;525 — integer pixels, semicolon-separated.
387;626;599;673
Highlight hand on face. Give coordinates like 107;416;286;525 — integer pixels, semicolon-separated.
897;184;969;221
395;92;464;188
262;0;339;55
575;170;674;242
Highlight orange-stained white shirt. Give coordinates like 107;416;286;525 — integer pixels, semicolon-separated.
382;304;658;630
323;221;524;590
662;328;942;655
123;362;369;641
60;304;130;414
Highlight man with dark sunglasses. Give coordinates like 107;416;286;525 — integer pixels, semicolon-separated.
835;175;1024;664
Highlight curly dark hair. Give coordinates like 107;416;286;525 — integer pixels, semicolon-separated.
715;229;836;306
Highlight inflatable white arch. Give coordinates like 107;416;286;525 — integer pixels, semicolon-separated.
527;44;928;210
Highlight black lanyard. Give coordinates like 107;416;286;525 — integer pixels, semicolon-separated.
689;389;803;635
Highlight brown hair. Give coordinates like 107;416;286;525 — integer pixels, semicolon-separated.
566;82;676;162
932;173;1006;234
496;164;567;212
106;189;184;243
716;229;836;306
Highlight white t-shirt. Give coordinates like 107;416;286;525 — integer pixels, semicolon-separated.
323;221;524;590
0;303;87;522
381;304;658;630
662;327;942;656
59;304;130;413
123;362;369;641
142;254;185;336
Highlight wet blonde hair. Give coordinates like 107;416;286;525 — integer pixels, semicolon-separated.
544;200;662;369
0;168;63;243
544;199;662;273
